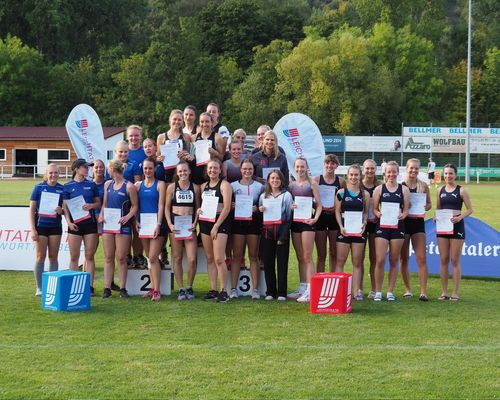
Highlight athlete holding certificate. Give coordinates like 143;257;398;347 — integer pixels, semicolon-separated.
335;165;369;300
400;159;432;301
372;161;410;302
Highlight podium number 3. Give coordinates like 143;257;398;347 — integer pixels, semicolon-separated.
238;275;250;293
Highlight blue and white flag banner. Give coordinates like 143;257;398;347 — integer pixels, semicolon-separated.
65;104;105;163
274;113;325;178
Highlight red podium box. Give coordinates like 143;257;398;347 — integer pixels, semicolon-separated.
310;272;352;314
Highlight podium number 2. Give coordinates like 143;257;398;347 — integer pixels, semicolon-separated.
140;274;151;291
238;275;250;293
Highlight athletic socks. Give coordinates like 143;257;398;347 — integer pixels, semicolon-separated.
49;261;59;272
34;261;44;291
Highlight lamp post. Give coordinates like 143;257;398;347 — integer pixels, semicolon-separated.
465;0;472;183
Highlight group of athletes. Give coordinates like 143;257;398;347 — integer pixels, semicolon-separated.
29;104;473;303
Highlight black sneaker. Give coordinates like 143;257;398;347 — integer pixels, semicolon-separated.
138;255;148;269
203;290;218;300
110;281;120;291
102;288;112;298
126;254;133;268
186;287;195;300
119;288;130;298
90;286;95;296
217;290;229;303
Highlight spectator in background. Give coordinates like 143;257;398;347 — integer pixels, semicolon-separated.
183;105;197;136
207;103;230;150
427;157;436;187
126;125;147;166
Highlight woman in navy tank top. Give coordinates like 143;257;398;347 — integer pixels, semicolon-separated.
436;164;473;301
135;158;167;301
99;159;138;299
165;161;200;301
372;161;410;302
222;140;244;183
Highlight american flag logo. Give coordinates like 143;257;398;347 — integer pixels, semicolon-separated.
76;119;88;129
283;128;299;138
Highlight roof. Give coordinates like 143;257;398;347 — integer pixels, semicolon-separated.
0;127;124;140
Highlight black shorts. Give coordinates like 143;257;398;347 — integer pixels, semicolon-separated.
199;215;232;236
315;212;339;231
232;214;262;236
291;221;315;233
36;226;62;236
337;231;367;244
428;172;435;179
68;222;98;236
375;220;405;241
405;217;425;236
437;220;465;240
366;221;377;235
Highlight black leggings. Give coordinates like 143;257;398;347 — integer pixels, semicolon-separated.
261;237;290;298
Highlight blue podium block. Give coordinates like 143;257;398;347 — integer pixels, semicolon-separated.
42;270;91;312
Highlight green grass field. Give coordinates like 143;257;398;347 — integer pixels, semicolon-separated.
0;179;499;399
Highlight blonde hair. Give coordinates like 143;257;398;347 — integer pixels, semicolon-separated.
115;140;129;151
294;157;312;185
361;159;381;188
405;158;427;192
44;163;59;180
263;130;280;160
126;125;143;136
108;159;124;174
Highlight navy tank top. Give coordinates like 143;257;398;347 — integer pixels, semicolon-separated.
439;185;463;211
381;183;404;210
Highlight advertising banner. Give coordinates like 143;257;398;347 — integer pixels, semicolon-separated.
402;137;432;153
407;217;500;278
403;126;500;137
345;136;403;152
0;206;82;271
322;136;345;153
431;136;466;153
274;113;325;178
470;137;500;154
66;104;106;164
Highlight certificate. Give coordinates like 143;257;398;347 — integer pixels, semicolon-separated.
379;202;400;229
262;167;275;180
199;196;219;222
436;209;454;235
103;207;121;233
319;185;336;209
174;215;193;240
67;195;91;223
39;191;60;218
160;142;180;170
263;197;282;225
408;193;426;218
195;140;211;166
293;196;313;222
234;194;253;221
344;211;363;236
139;213;157;238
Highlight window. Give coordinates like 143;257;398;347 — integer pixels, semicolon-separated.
0;149;5;161
107;150;113;161
48;149;70;161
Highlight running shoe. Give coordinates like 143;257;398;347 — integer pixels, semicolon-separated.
277;296;287;301
387;292;396;302
251;289;260;300
265;295;274;301
203;290;218;300
186;287;195;300
297;291;310;303
354;291;364;301
368;291;376;299
374;292;382;302
90;286;95;297
137;255;148;269
287;287;304;299
102;288;112;298
126;254;134;268
229;288;238;299
111;281;121;291
35;288;42;297
151;290;161;301
119;288;130;298
143;289;154;299
178;288;187;300
217;290;229;303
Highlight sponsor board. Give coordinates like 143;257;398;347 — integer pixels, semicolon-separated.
403;137;432;153
322;136;345;153
403;126;500;137
345;136;403;152
431;136;466;153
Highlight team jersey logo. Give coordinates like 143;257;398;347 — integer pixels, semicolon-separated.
317;277;340;309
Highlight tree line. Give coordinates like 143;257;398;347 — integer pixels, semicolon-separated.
0;0;498;136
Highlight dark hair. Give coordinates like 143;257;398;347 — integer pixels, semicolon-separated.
264;170;285;197
173;161;191;183
184;105;197;113
443;163;457;174
324;154;340;164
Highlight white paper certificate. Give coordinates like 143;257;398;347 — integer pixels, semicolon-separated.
66;195;91;223
319;185;336;209
195;140;211;166
262;167;275;180
39;191;60;218
408;193;426;218
263;197;282;225
139;213;157;238
160;142;180;170
103;207;121;233
293;196;313;222
436;209;454;235
379;202;400;229
174;215;193;240
344;211;363;236
234;194;253;221
199;196;219;222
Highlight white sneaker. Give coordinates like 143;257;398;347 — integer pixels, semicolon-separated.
251;289;260;300
277;296;286;301
230;288;238;299
297;290;310;303
374;292;382;302
387;292;396;302
287;287;304;299
265;295;274;301
35;288;42;296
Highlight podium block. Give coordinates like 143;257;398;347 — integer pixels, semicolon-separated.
310;273;352;314
226;268;267;297
126;269;172;296
42;270;91;312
